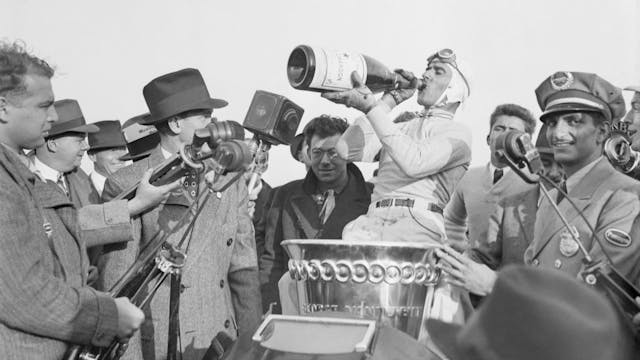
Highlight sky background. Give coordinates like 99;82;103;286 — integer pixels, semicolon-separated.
4;0;639;186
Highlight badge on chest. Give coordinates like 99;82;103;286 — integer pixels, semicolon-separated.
558;225;580;257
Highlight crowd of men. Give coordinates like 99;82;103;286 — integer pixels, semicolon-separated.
1;39;640;360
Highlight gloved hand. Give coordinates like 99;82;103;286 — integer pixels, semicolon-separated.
382;69;419;107
321;71;378;113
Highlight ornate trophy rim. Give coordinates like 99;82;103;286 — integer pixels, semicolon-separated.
281;239;444;250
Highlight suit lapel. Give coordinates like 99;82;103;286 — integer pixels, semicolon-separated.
515;186;539;246
32;179;81;280
530;158;610;258
290;193;321;239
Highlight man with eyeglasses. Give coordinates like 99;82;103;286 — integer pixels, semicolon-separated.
30;99;101;206
102;68;262;360
321;49;472;324
258;115;373;314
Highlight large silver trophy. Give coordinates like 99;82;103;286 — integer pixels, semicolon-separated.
282;239;442;340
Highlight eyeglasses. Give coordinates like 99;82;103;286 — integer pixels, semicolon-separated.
427;48;457;65
310;148;339;161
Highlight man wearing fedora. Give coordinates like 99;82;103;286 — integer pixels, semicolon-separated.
0;41;145;360
88;120;129;196
102;68;261;360
31;99;101;207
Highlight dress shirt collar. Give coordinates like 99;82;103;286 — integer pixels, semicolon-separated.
565;156;603;194
32;155;62;183
488;162;510;183
90;171;106;196
420;107;455;121
161;146;173;160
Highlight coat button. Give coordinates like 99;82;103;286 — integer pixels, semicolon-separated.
532;259;539;266
224;319;231;328
554;259;562;269
220;279;224;288
227;238;233;246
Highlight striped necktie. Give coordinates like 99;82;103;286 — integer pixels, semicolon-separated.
319;189;335;224
56;173;69;197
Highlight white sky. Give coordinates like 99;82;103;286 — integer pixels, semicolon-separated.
4;0;639;186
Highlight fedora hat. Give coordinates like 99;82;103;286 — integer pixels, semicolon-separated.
141;68;227;125
624;85;640;93
48;99;99;138
119;113;160;161
427;266;636;360
88;120;127;151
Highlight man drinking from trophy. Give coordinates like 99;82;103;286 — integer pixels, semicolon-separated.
320;49;472;326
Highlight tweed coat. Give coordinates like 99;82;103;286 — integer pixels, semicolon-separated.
444;164;535;251
468;185;539;269
257;163;373;313
65;167;107;271
0;146;121;360
66;167;101;208
102;146;261;360
524;158;640;282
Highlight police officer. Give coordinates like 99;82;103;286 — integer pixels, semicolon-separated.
524;71;640;283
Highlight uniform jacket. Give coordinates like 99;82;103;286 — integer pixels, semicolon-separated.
444;164;534;251
257;163;373;312
469;185;539;269
524;158;640;283
102;146;261;360
0;146;120;360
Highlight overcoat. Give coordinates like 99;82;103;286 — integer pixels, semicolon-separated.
102;146;261;360
0;146;121;360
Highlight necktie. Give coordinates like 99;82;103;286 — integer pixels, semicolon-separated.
56;173;69;197
556;181;568;204
319;189;335;224
493;168;504;184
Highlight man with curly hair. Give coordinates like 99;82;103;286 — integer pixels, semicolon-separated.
0;41;146;360
258;114;373;314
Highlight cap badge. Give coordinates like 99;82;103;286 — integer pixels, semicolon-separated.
550;71;574;91
604;228;631;248
559;225;580;257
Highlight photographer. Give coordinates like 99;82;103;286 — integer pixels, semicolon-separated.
102;68;261;360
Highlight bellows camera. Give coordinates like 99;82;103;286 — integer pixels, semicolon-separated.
243;90;304;145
